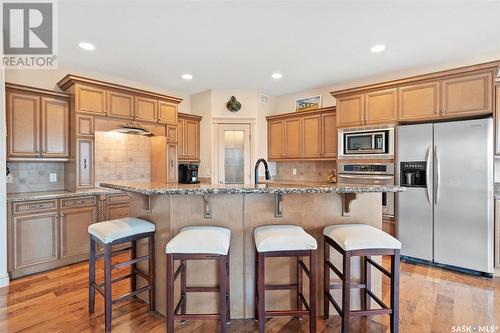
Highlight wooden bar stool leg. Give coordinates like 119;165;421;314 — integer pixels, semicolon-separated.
148;235;156;311
219;256;228;333
180;259;187;316
257;252;266;333
390;250;400;333
297;256;303;319
104;244;113;333
360;256;367;311
131;240;137;295
323;238;330;320
341;251;351;333
254;250;259;322
166;254;175;333
88;236;96;315
309;251;317;333
365;256;371;311
226;255;231;323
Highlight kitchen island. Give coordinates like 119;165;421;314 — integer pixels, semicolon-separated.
99;181;404;319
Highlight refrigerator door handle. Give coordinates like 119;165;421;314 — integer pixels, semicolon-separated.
434;146;440;205
425;146;432;204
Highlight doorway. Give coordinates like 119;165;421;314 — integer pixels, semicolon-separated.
216;124;251;185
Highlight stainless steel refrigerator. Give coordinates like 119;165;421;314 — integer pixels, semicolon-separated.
396;118;494;274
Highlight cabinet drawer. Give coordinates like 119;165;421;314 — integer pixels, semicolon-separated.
13;199;58;215
61;196;96;209
106;204;130;220
106;193;130;204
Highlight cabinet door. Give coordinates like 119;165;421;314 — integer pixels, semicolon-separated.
178;118;185;158
268;120;284;160
364;88;397;125
76;114;94;137
399;82;440;121
322;113;337;158
107;90;134;119
7;92;40;158
107;204;130;220
158;101;178;124
441;72;493;117
77;138;94;188
40;97;69;158
284;118;302;158
167;143;178;182
336;94;364;127
302;115;322;158
13;212;58;269
184;119;199;160
75;85;107;115
135;96;157;122
60;206;96;259
166;125;177;142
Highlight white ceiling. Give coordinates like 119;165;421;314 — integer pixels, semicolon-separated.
58;0;500;96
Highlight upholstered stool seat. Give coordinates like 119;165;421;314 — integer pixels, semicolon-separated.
165;226;231;332
323;224;401;251
166;226;231;255
88;217;156;244
254;225;317;252
254;225;317;333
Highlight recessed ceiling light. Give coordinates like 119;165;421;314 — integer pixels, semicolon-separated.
78;42;95;51
181;74;193;80
370;44;386;53
271;73;283;79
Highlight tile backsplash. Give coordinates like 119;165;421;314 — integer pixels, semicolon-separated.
274;161;336;183
94;131;151;185
7;162;65;193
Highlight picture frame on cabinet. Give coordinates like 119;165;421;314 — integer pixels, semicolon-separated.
294;95;322;112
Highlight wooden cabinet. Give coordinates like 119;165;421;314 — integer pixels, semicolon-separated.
107;90;134;119
267;107;336;161
6;85;70;161
399;82;440;121
364;88;397;125
158;100;178;124
178;113;202;162
166;125;177;142
151;137;179;183
40;97;69;158
336;94;364;127
76;114;94;137
107;204;129;220
60;206;96;259
75;84;107;115
167;144;178;182
76;138;94;189
496;83;500;155
135;96;157;122
441;72;493;117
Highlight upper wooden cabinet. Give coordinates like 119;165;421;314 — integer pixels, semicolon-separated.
495;82;500;155
135;96;157;122
178;113;202;162
332;61;499;125
75;85;106;115
266;107;336;161
107;90;134;119
158;101;178;125
6;84;70;161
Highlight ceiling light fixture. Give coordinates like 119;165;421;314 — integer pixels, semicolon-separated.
271;73;283;79
78;42;95;51
370;44;386;53
182;74;193;80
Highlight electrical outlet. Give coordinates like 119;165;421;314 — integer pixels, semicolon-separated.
292;168;297;176
6;174;13;184
49;172;57;183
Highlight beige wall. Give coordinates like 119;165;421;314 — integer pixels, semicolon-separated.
5;67;191;114
0;68;8;287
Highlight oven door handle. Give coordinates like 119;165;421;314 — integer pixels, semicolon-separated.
425;146;432;204
338;174;394;180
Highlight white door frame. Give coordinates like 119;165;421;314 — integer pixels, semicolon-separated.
212;118;256;185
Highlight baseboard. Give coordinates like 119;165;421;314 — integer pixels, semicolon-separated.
0;273;9;288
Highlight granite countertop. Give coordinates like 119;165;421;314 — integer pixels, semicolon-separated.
99;180;405;196
6;187;124;202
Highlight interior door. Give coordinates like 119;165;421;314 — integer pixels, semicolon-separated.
433;118;493;273
217;124;251;185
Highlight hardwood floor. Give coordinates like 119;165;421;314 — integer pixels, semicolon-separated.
1;255;499;333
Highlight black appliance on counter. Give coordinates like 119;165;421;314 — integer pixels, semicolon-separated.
400;161;426;187
178;164;200;184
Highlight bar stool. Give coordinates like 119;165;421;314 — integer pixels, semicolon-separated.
165;226;231;333
254;225;318;333
88;217;156;333
323;224;401;333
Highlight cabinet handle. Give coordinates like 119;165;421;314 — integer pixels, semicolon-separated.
83;158;87;169
28;204;44;209
74;200;85;204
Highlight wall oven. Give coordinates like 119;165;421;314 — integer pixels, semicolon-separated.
338;125;395;159
338;162;395;218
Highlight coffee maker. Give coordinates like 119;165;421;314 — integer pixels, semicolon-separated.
178;164;200;184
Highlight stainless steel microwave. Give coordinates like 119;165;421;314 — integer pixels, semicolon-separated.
338;125;395;159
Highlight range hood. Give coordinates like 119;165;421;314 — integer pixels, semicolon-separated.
112;119;153;136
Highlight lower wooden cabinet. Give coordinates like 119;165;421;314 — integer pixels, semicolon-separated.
107;204;130;220
60;206;97;259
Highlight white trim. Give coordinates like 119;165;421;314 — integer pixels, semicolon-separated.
212;117;256;124
0;274;9;288
0;67;7;288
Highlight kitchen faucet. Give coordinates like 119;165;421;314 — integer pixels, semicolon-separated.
254;158;271;186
